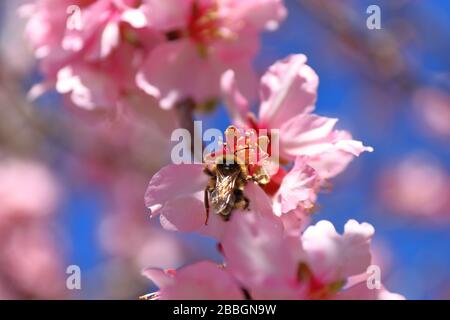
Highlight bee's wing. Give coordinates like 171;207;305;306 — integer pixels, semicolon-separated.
210;170;239;215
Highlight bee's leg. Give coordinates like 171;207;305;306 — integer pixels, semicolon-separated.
234;189;250;211
203;167;214;177
223;213;231;222
204;188;210;226
243;196;250;211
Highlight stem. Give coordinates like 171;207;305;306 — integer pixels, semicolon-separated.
175;98;203;163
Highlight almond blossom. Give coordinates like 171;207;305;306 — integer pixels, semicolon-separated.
222;54;374;180
136;0;287;109
145;161;280;239
0;158;60;231
143;214;404;300
22;0;286;111
145;54;373;238
0;157;66;299
220;54;373;233
18;0;408;301
21;0;160;111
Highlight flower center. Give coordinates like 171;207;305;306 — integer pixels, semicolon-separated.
188;1;221;45
204;126;272;185
165;1;236;57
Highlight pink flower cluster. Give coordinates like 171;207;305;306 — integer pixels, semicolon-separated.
145;55;374;239
22;0;286;111
0;158;65;299
22;0;404;300
143;55;403;299
143;215;404;300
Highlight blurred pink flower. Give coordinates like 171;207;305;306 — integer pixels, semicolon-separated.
0;157;65;299
99;172;189;270
22;0;162;110
222;54;373;179
136;0;287;109
378;153;450;221
0;158;60;230
23;0;286;110
0;224;66;299
413;87;450;140
144;214;404;300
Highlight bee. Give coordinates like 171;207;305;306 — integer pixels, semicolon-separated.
203;152;250;225
203;125;273;225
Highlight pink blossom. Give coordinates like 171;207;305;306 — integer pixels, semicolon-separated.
144;162;278;240
143;213;404;300
378;153;450;221
272;157;318;216
23;0;286;110
272;157;319;236
0;224;66;299
299;219;374;285
99;172;189;270
413;87;450;140
221;215;375;299
222;54;373;179
0;158;60;230
136;0;287;109
223;214;403;299
0;158;64;298
22;0;162;110
145;115;320;237
143;261;245;300
220;55;373;234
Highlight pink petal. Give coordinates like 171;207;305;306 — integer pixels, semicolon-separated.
56;64;120;110
221;70;250;127
121;8;148;28
300;220;374;284
228;0;287;31
142;268;175;289
222;213;295;290
143;0;192;31
100;21;120;58
273;157;318;215
145;164;208;216
244;181;274;218
259;54;318;129
250;281;308;300
279;208;311;237
341;219;375;278
200;182;275;240
145;165;275;239
160;261;244;300
279;114;338;160
159;195;207;232
136;40;222;109
335;282;405;300
306;130;374;179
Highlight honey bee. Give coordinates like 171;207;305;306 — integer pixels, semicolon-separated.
204;153;250;225
203;126;272;225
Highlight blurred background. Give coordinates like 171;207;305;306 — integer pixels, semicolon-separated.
0;0;449;299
